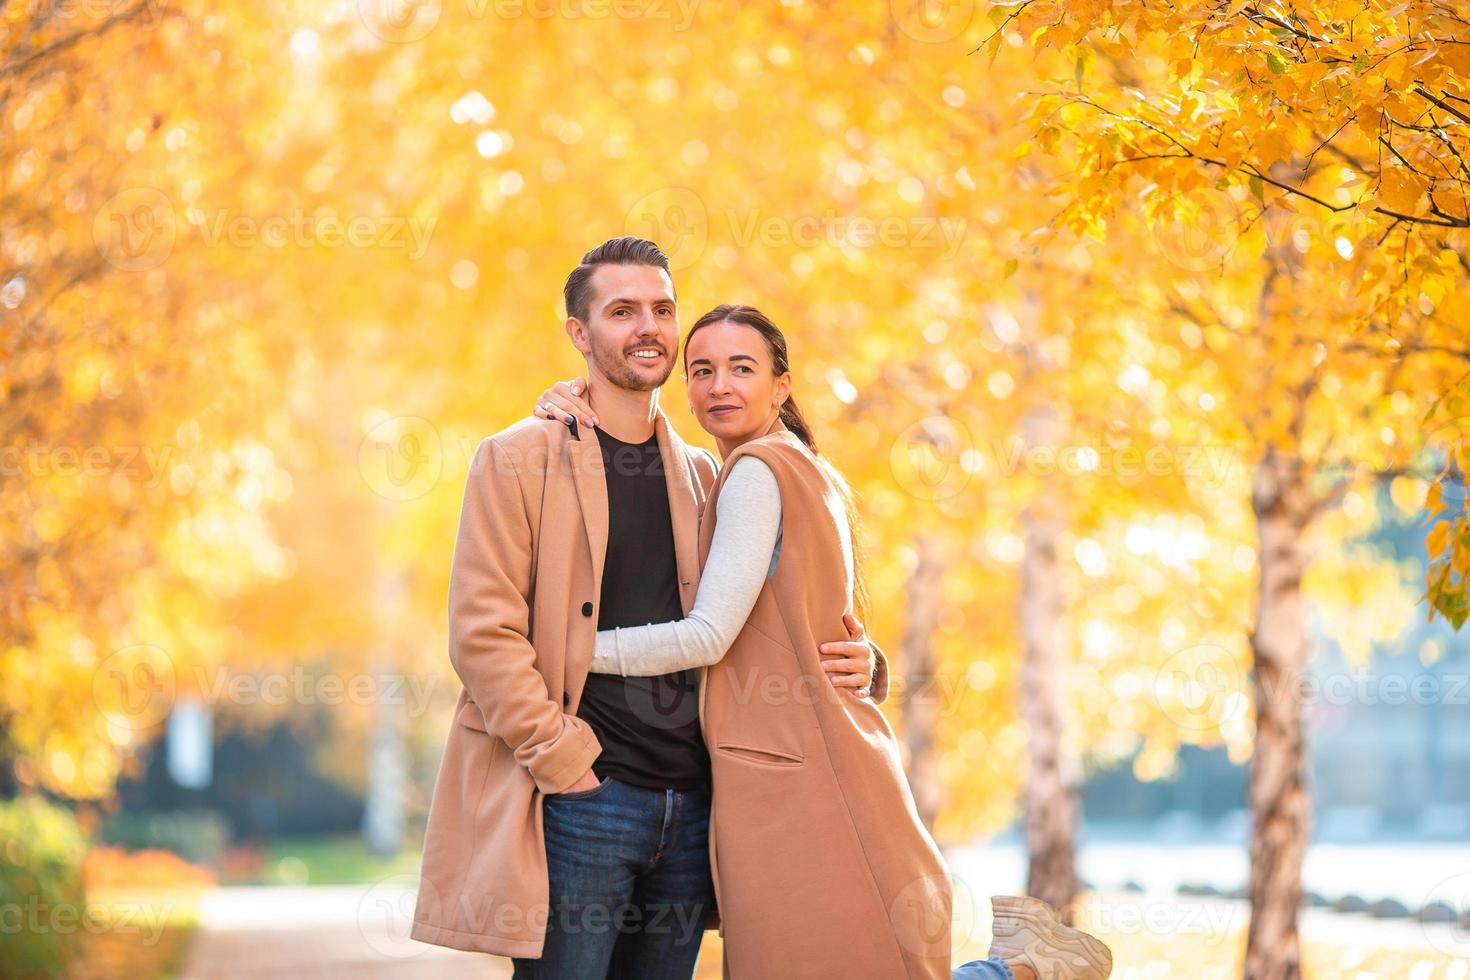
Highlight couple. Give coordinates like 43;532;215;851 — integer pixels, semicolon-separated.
410;237;1112;980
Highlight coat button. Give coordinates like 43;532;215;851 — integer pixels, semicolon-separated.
581;601;593;617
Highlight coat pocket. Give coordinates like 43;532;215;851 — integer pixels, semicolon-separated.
545;774;616;801
715;742;804;767
455;700;488;732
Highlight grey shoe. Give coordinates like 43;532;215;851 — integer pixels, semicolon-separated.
988;895;1113;980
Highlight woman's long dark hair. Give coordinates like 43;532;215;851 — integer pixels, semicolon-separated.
682;304;871;624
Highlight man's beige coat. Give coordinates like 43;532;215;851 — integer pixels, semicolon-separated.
410;410;718;957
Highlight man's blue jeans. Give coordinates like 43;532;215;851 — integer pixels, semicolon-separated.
511;775;715;979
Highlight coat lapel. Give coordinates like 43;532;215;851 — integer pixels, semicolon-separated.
655;410;701;616
566;420;608;611
567;409;701;620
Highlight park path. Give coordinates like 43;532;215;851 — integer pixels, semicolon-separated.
177;884;510;979
175;881;1464;978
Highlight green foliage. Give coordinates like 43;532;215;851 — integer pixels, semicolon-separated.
0;796;88;978
98;811;231;866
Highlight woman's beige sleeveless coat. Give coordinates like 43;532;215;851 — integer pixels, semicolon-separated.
698;418;953;979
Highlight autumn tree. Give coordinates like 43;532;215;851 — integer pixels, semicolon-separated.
0;0;310;798
1000;3;1470;974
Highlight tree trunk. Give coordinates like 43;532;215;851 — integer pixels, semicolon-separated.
900;533;947;833
1243;446;1311;980
1017;403;1080;921
362;569;409;858
363;682;408;858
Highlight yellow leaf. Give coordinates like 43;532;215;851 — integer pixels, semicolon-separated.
1427;520;1450;559
1379;168;1428;211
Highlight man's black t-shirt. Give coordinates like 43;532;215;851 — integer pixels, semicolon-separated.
576;424;710;790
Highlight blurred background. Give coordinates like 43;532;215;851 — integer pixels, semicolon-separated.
3;1;1470;978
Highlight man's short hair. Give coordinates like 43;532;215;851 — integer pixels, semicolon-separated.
563;237;674;324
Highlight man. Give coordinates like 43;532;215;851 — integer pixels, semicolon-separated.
411;237;885;978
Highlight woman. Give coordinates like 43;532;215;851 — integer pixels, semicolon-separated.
534;305;1112;980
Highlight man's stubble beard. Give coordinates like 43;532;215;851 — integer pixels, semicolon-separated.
588;331;675;392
